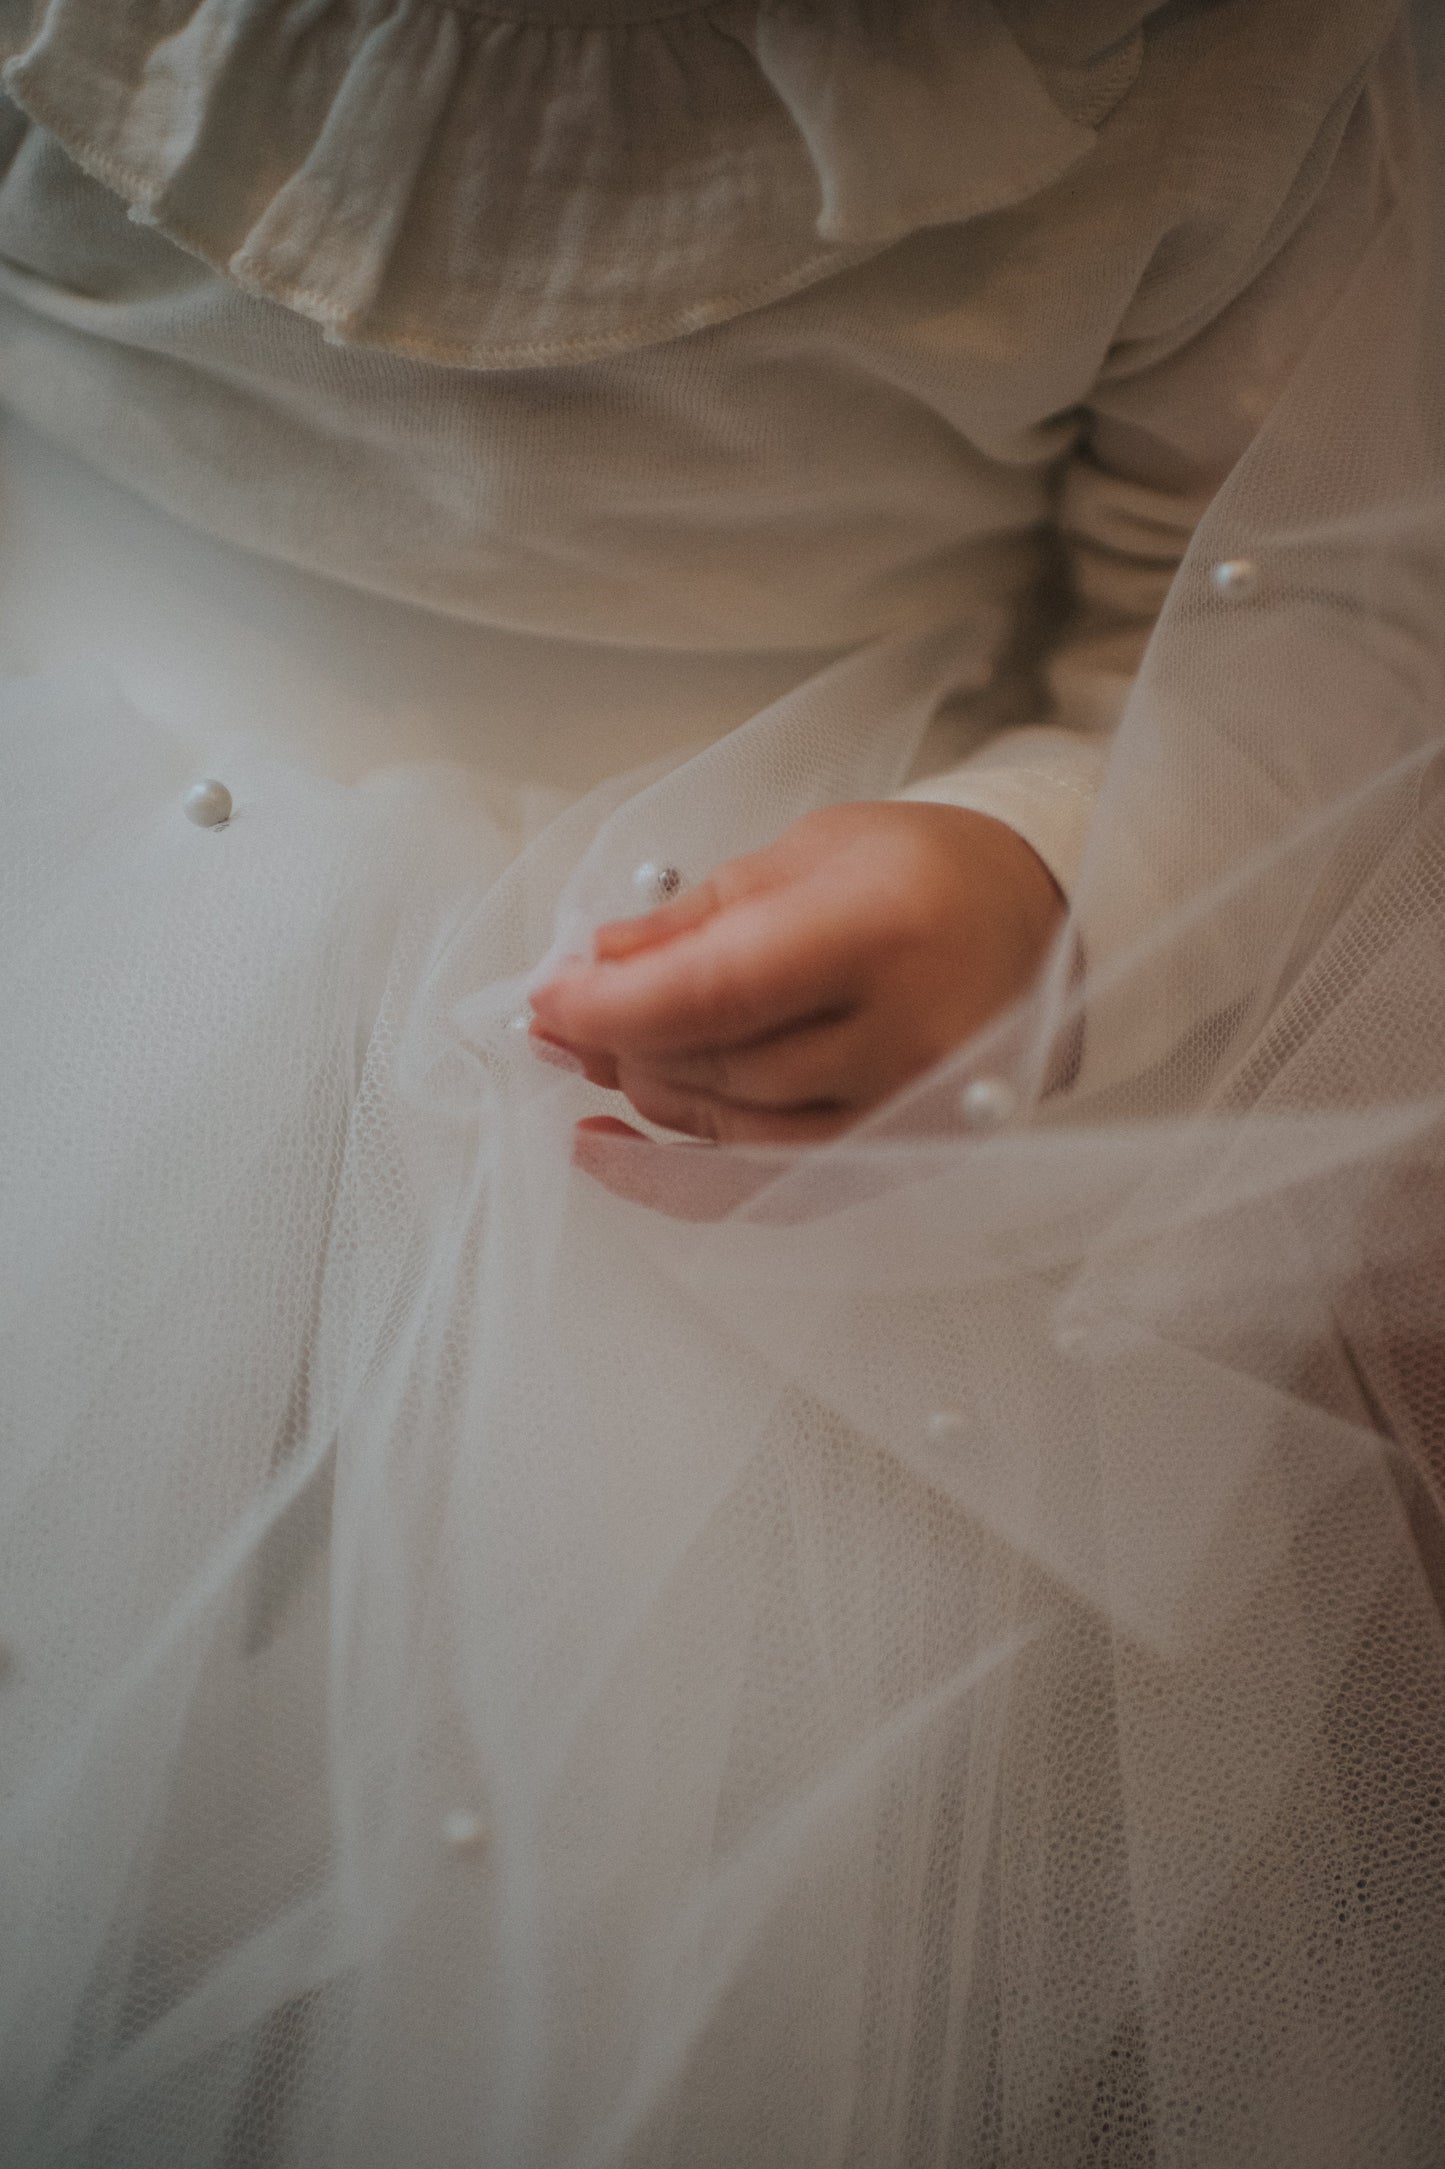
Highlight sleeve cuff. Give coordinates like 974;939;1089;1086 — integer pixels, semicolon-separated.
895;723;1110;898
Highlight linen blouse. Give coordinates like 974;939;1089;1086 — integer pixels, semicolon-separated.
0;0;1404;891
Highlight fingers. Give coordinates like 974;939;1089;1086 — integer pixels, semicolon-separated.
637;1010;870;1110
591;876;725;962
529;1021;619;1090
590;829;799;965
529;1018;856;1142
532;884;856;1056
571;1117;790;1221
610;1068;852;1144
534;825;844;1052
529;803;1068;1149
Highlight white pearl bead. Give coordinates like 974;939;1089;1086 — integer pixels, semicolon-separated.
926;1409;968;1447
506;1009;533;1033
958;1075;1018;1133
441;1808;488;1852
631;861;683;908
1210;557;1259;600
183;778;233;828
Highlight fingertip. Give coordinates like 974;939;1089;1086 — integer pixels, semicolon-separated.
525;1020;614;1087
592;916;655;962
528;973;578;1025
532;954;673;1051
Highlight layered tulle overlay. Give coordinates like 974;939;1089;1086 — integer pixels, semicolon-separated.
5;16;1445;2169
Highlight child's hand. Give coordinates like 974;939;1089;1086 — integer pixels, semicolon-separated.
529;802;1064;1146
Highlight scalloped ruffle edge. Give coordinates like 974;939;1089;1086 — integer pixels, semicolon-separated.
0;0;1148;368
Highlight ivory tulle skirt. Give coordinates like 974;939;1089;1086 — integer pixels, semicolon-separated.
4;405;1445;2169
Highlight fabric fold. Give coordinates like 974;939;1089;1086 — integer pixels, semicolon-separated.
0;0;1154;367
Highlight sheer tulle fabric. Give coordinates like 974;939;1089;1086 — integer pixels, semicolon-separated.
4;20;1445;2168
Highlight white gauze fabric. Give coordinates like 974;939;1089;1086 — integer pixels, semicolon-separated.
2;8;1445;2167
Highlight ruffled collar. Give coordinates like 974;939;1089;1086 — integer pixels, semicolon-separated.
0;0;1157;368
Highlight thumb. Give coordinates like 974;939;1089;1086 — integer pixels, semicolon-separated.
591;837;792;964
591;876;724;963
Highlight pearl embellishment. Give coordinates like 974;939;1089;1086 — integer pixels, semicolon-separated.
183;779;233;828
958;1075;1018;1133
506;1009;533;1033
441;1808;489;1852
632;861;683;908
926;1409;968;1447
1210;558;1259;600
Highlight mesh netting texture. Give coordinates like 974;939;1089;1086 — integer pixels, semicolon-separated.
3;10;1445;2168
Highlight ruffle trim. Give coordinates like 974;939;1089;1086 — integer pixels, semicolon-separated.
0;0;1155;368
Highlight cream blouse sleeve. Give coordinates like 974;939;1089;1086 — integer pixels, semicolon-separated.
898;35;1399;898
